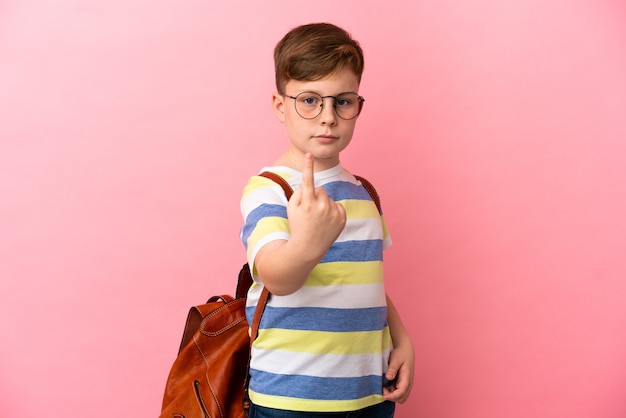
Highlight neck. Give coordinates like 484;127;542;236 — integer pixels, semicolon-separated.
274;150;340;172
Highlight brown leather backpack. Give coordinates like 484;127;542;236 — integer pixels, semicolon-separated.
159;264;268;418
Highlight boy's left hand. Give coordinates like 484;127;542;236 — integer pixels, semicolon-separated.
382;340;415;403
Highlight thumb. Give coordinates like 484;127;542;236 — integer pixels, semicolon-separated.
385;364;399;383
385;351;403;382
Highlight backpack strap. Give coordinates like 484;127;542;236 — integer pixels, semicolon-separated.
237;172;293;298
242;172;294;414
259;171;381;214
354;175;382;215
258;171;294;200
246;172;294;340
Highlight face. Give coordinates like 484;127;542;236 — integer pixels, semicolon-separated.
272;68;362;171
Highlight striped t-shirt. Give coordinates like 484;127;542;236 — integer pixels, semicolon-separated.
239;163;393;413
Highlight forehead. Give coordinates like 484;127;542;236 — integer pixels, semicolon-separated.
285;68;360;95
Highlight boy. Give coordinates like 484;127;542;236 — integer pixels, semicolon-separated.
240;23;414;417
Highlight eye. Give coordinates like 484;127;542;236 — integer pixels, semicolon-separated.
298;94;321;106
336;94;357;107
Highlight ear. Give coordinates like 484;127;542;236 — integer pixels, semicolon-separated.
272;92;286;123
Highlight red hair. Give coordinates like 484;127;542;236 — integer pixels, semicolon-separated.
274;23;364;93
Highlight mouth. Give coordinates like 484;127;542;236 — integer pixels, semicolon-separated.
314;134;339;144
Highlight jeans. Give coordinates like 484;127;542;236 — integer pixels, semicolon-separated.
249;401;395;418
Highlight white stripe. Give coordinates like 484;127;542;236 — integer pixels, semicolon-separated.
266;283;387;309
241;185;287;218
336;218;383;243
251;348;391;378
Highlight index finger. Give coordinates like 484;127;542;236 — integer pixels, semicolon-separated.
300;153;315;199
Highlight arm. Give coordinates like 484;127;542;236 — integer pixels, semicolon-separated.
255;153;346;296
383;294;415;403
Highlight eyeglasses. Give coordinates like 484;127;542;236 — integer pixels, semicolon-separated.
282;91;365;120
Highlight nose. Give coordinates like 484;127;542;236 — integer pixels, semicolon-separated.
319;97;337;125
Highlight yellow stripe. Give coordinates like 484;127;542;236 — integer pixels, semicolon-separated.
341;199;380;219
306;261;383;286
249;391;384;413
255;327;392;354
242;177;271;199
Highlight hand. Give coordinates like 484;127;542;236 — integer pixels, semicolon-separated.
382;340;415;403
287;153;346;262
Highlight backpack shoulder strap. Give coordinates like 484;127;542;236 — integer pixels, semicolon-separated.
243;171;294;340
258;171;293;199
242;171;294;412
355;175;382;215
259;171;381;214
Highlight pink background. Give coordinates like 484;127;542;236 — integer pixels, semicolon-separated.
1;1;626;417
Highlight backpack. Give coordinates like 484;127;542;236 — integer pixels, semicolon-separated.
159;172;380;418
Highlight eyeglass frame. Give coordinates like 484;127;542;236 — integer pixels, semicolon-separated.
281;91;365;120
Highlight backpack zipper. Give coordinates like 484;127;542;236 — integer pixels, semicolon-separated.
193;380;210;417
